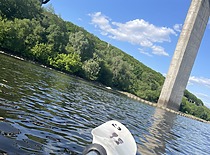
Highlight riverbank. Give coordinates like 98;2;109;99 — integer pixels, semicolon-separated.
119;91;210;124
1;50;209;124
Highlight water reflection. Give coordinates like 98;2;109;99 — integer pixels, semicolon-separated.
138;108;177;155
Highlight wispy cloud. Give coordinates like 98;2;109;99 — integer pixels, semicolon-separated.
173;24;182;32
89;12;178;57
138;48;152;57
189;76;210;88
151;45;169;56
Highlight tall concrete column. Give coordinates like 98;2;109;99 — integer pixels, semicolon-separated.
158;0;210;111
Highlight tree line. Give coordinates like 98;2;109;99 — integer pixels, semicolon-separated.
0;0;210;121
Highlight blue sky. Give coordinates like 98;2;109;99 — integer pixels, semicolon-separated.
45;0;210;108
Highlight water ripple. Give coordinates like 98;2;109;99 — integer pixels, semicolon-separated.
1;54;210;154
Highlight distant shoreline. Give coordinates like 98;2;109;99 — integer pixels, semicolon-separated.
119;91;210;124
0;51;209;124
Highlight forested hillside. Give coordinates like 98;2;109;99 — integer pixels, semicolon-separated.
0;0;210;121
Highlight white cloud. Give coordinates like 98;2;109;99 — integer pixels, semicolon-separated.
138;48;152;57
173;24;182;32
151;45;169;56
189;76;210;88
89;12;177;56
89;12;112;30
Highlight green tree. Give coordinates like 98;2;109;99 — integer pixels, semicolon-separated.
68;31;94;61
49;53;82;73
0;17;16;50
46;24;67;52
0;0;42;20
25;19;45;48
184;90;204;106
0;18;31;54
82;54;101;80
97;60;113;86
30;43;52;63
110;56;134;91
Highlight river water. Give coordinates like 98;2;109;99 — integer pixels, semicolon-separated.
0;53;210;155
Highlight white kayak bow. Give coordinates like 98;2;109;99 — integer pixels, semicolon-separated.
83;120;137;155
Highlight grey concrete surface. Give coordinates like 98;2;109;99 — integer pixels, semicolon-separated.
158;0;210;111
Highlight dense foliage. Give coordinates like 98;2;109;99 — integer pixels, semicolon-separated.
0;0;209;121
180;97;210;121
179;90;210;121
183;90;204;106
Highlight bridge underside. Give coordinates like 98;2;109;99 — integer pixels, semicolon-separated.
158;0;210;111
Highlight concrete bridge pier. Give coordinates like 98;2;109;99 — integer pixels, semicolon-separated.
158;0;210;111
